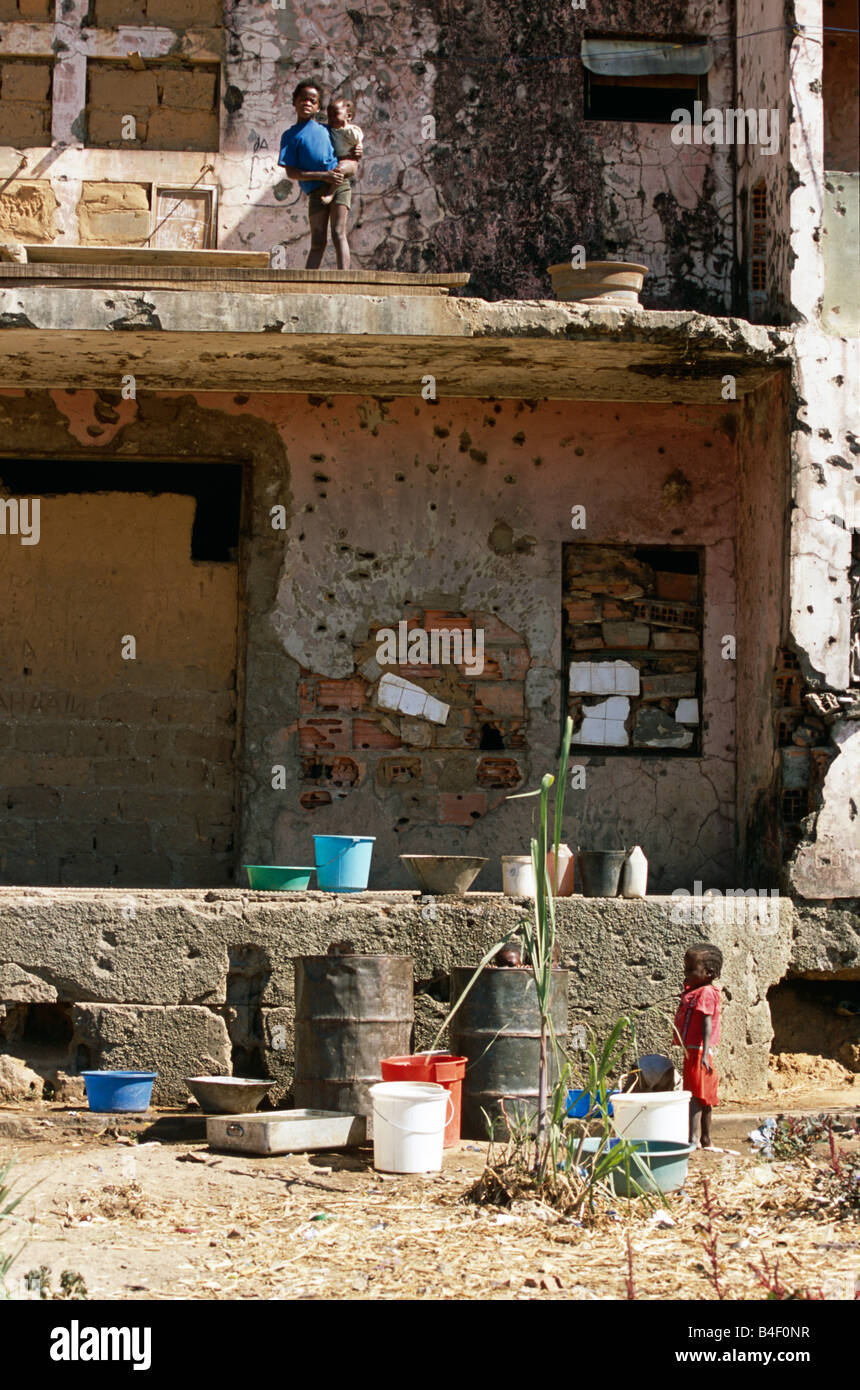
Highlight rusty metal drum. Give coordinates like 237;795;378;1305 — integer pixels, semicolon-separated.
449;966;569;1141
293;954;413;1120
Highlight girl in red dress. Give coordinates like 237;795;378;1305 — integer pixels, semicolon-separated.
674;943;723;1148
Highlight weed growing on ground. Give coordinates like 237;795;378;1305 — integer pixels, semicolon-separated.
21;1267;89;1300
761;1114;860;1222
695;1178;725;1299
747;1254;824;1301
810;1134;860;1221
465;1018;659;1221
765;1114;847;1162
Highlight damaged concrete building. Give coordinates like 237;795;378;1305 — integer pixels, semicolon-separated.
0;0;857;1102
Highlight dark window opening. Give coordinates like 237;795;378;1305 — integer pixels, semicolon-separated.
585;70;705;123
0;462;242;561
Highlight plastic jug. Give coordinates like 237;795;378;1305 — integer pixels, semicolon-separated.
621;845;648;898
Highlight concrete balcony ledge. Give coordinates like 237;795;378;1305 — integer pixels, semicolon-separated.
0;887;794;1097
3;253;471;297
0;279;793;398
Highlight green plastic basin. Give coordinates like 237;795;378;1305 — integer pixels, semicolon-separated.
244;865;314;891
581;1137;694;1196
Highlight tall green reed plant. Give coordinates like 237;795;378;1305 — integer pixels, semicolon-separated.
430;716;574;1160
507;714;573;1153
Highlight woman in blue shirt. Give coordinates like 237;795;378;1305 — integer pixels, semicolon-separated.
278;81;348;268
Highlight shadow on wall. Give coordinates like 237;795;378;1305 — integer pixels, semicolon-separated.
223;944;272;1078
224;4;730;309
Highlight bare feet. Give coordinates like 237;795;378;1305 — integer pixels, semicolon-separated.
319;191;335;205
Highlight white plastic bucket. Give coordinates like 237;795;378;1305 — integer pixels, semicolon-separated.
610;1090;691;1143
502;855;535;897
369;1081;452;1174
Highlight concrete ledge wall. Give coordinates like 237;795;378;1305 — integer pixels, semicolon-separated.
0;889;794;1102
787;901;860;979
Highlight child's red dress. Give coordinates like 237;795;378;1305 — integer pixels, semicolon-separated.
674;982;721;1106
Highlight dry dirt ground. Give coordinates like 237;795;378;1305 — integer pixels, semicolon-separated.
1;1081;858;1302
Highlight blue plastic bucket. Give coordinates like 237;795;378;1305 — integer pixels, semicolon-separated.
566;1089;614;1119
313;835;375;892
81;1070;158;1113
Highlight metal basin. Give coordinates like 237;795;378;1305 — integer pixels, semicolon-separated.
400;855;487;896
186;1076;273;1114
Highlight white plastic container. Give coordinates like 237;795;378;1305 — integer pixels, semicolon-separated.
610;1090;691;1143
621;845;648;898
369;1081;451;1173
547;843;576;896
502;854;536;897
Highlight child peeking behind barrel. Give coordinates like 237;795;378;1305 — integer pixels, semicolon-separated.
674;943;723;1149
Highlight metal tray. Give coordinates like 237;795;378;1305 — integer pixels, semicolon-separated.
206;1108;367;1155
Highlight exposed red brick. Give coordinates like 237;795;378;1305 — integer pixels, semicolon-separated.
422;611;472;632
474;684;524;717
471;612;523;644
564;599;602;622
353;718;401;750
505;721;527;749
376;755;423;787
476;757;523;789
298;718;351;751
392;663;443;680
438;792;487;825
329;755;361;787
655;571;699;602
457;652;503;680
316;676;367;710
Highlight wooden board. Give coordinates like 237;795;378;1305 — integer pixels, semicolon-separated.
19;247;470;287
4;261;470;295
22;245;271;268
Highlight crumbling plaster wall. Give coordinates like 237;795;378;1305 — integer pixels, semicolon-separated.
0;385;744;893
236;390;742;893
778;0;860;900
735;0;794;322
736;374;790;884
0;0;734;305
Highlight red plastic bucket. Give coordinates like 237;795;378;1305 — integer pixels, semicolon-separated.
380;1053;466;1147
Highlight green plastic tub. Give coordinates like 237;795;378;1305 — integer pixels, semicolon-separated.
580;1137;694;1196
244;865;314;891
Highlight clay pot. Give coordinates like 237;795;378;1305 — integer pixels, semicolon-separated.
547;260;649;306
